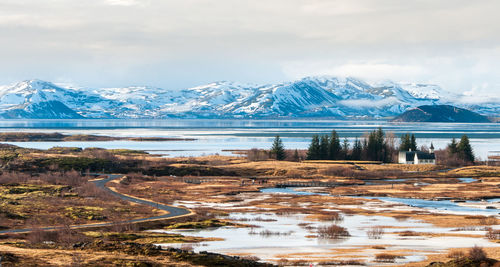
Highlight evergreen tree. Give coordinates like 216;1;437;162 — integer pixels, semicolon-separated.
410;134;417;151
399;133;411;151
457;135;474;162
366;128;387;162
319;135;329;160
328;130;341;160
341;138;350;160
270;135;286;160
448;138;458;155
400;133;417;151
351;137;362;160
306;135;321;160
361;138;368;160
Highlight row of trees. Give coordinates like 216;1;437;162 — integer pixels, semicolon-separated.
304;128;392;162
270;130;475;164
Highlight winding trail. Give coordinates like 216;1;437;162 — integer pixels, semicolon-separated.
0;174;192;234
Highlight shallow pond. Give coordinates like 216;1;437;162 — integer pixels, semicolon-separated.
153;188;500;265
458;178;477;183
263;187;500;216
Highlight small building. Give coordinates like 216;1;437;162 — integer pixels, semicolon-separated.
398;145;436;165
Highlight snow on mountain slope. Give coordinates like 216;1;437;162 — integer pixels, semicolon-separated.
0;80;117;118
398;83;457;101
0;77;496;119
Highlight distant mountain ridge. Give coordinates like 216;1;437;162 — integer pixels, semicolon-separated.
0;77;497;119
392;105;492;123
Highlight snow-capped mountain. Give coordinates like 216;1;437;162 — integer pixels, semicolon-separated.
0;77;497;119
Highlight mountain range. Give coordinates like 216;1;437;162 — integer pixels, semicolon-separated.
0;77;497;119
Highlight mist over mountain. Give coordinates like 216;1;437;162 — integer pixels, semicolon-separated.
0;77;497;120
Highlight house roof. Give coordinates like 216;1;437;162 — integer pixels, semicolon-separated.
404;151;435;161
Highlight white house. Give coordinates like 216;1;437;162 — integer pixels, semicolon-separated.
398;145;436;165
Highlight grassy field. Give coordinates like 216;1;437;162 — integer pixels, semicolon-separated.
1;145;500;266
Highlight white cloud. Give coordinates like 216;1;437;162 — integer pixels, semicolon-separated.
0;0;498;97
104;0;143;6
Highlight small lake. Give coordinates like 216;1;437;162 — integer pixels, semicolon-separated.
0;119;498;158
261;187;500;216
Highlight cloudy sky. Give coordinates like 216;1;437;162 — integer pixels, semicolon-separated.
0;0;499;96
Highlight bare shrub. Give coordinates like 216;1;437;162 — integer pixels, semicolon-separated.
367;226;384;239
486;227;500;240
252;216;277;222
375;253;401;263
317;224;350;239
247;149;269;161
435;149;469;167
447;250;465;260
251;230;294;237
285;149;306;162
468;245;487;261
317;212;344;223
0;172;31;184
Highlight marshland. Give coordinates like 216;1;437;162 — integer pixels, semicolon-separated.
0;120;499;266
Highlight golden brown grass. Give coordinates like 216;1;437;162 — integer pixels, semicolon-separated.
0;244;197;266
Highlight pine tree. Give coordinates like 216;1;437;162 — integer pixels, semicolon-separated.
366;128;387;162
351;137;362;160
306;135;321;160
270;135;286;160
410;134;417;151
448;138;458;155
457;135;474;163
399;133;411;151
328;130;341;160
319;135;329;160
342;138;350;160
361;138;368;160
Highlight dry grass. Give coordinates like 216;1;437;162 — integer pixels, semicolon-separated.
0;244;195;267
446;166;500;177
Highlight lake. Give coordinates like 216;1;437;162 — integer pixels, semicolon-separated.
0;119;498;158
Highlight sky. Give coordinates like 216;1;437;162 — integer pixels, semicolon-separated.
0;0;499;97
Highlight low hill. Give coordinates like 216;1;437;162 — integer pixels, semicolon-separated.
392;105;492;123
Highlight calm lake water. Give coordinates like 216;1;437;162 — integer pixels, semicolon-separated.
0;119;498;158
